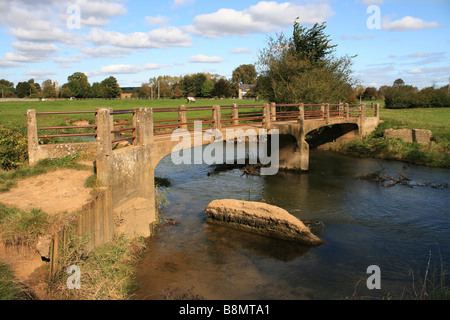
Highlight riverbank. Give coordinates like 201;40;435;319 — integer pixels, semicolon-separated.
332;107;450;168
0;155;155;300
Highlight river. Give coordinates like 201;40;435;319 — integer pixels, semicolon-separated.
132;147;450;300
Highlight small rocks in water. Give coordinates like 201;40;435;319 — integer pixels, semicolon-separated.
204;199;324;247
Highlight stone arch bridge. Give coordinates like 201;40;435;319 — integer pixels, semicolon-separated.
26;102;379;272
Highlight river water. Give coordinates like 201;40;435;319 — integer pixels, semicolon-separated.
132;147;450;300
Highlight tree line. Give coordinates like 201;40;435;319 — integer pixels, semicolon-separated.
354;78;450;109
0;73;122;99
0;65;259;100
1;19;448;107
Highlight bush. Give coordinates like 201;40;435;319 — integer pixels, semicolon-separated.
385;84;450;109
0;126;28;170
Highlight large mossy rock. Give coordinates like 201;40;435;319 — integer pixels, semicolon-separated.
205;199;323;247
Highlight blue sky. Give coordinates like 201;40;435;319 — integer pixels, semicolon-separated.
0;0;449;90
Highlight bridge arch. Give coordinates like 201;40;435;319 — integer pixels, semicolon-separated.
26;102;380;268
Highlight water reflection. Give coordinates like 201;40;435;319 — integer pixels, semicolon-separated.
133;149;450;300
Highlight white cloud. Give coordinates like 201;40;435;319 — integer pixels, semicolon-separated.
82;46;132;58
90;63;165;76
86;27;193;49
407;68;422;74
359;0;383;5
186;1;334;38
382;16;442;32
0;58;23;68
188;55;224;63
229;48;254;54
173;0;194;9
408;52;429;58
53;57;80;68
145;15;169;26
25;70;57;80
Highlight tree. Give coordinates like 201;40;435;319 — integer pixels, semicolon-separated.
179;73;207;97
101;76;122;98
212;79;231;98
232;64;257;85
201;80;214;98
15;81;32;98
0;79;14;88
90;82;104;98
363;87;378;100
393;78;405;86
42;79;53;89
59;86;74;99
0;79;15;98
292;19;337;64
66;72;91;98
257;20;356;104
42;85;57;98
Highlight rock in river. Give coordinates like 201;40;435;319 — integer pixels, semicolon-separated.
205;199;323;247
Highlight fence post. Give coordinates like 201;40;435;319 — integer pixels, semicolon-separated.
324;103;330;124
345;103;349;121
298;103;305;125
263;103;271;129
232;103;239;126
134;107;154;202
270;102;277;122
96;108;112;186
375;103;380;119
360;103;367;138
213;105;221;130
178;105;187;130
27;109;39;165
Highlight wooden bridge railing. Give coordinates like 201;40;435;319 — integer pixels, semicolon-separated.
28;103;379;147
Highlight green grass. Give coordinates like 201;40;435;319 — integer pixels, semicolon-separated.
380;107;450;143
337;104;450;167
0;98;266;128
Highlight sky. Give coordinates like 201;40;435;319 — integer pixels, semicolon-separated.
0;0;449;90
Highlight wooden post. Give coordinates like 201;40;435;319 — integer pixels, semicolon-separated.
360;103;366;139
324;103;330;124
270;102;277;122
345;103;349;121
263;103;271;129
95;108;112;187
27;109;39;165
213;105;221;130
178;105;187;130
232;103;239;126
298;103;305;125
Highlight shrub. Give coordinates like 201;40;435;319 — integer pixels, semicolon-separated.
0;126;28;170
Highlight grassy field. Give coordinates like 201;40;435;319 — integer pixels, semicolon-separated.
380;107;450;143
0;98;265;128
337;101;450;167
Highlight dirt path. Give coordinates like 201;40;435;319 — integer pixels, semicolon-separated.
0;168;94;299
0;169;92;215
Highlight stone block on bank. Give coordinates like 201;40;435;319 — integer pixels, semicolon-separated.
384;128;432;144
205;199;323;247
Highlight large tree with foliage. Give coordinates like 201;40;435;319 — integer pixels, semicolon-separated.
101;76;122;98
232;64;257;85
65;72;91;98
256;19;356;104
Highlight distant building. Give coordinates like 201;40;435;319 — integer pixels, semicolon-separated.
121;93;133;99
238;84;254;99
